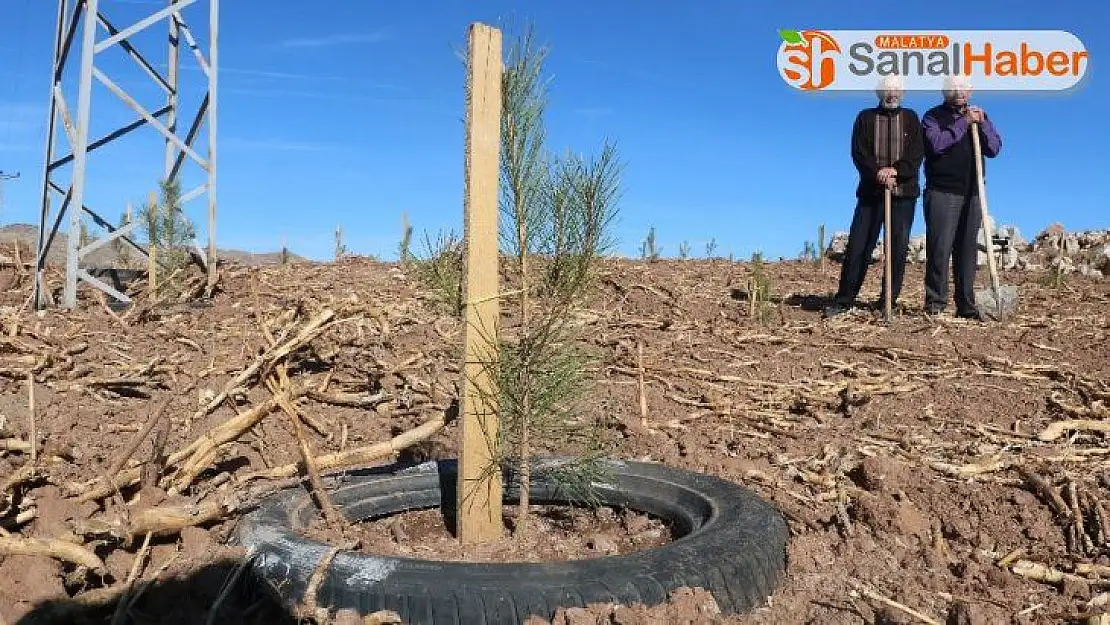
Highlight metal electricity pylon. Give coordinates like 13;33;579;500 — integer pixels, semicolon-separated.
33;0;219;309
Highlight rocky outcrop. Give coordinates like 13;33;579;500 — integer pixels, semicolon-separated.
825;222;1109;278
1030;223;1110;277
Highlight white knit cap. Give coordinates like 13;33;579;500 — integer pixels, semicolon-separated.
942;75;972;93
876;74;905;91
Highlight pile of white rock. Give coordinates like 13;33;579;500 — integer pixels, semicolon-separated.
826;222;1110;278
1026;223;1110;278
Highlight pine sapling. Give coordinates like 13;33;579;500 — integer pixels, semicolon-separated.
800;241;815;261
145;191;158;294
641;226;660;261
334;225;348;260
817;223;826;271
498;24;548;534
493;23;623;537
747;251;774;325
141;178;196;296
114;204;135;267
399;212;413;264
413;229;464;316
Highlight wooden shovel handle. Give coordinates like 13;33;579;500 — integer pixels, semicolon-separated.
970;121;1002;295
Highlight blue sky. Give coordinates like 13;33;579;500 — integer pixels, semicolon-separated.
1;0;1107;262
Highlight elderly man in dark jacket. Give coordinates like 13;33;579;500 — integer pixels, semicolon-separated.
921;75;1002;319
826;75;924;318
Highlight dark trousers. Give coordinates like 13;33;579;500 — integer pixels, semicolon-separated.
835;195;916;307
923;189;982;314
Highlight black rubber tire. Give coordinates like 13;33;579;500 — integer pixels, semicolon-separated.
232;458;788;624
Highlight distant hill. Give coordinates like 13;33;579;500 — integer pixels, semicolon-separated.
0;223;311;267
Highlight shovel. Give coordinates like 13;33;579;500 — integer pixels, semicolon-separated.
970;120;1018;321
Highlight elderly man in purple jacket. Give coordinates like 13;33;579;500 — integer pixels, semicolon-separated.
921;76;1002;320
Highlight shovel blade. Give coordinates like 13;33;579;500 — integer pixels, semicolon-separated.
974;285;1019;321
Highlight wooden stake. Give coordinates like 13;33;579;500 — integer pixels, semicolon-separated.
457;21;503;544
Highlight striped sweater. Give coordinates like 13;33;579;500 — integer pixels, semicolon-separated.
850;106;925;200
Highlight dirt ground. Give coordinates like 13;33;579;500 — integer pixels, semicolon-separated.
303;504;672;563
1;244;1108;624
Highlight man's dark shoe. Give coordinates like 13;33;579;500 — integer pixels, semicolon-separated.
956;308;985;321
823;303;851;318
872;298;903;314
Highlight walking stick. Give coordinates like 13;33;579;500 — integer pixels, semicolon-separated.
883;186;893;322
882;111;895;323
